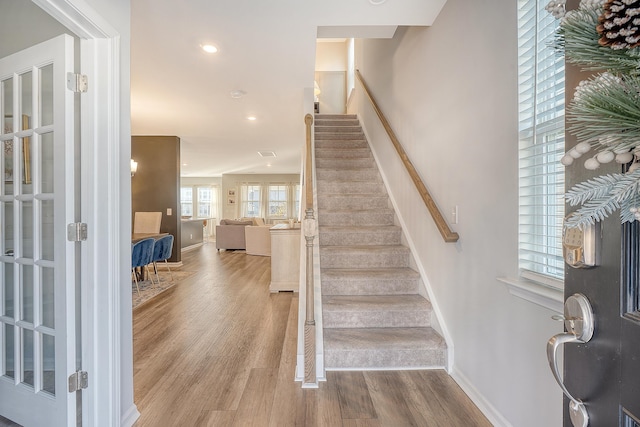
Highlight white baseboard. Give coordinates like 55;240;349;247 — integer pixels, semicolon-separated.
120;404;140;427
451;368;512;427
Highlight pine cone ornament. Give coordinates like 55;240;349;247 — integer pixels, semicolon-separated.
597;0;640;49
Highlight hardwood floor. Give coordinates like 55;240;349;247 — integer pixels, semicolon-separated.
133;244;491;426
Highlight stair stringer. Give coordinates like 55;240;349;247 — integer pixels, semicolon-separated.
356;113;455;372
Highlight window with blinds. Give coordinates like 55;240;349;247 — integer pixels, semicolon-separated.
240;184;262;218
268;184;288;219
517;0;565;283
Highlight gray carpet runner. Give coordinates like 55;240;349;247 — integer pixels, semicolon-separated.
315;114;446;370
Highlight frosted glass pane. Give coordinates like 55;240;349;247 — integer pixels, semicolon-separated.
3;201;13;256
21;264;33;323
3;140;14;195
22;328;34;388
2;77;13;134
41;200;54;261
41;267;54;329
21;136;33;192
20;72;32;127
3;324;14;379
21;200;33;259
42;334;55;396
40;65;53;127
41;132;53;193
3;263;14;318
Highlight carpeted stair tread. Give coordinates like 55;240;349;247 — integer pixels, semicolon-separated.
319;225;402;246
324;294;431;309
320;245;410;268
316;181;385;195
315;140;369;149
323;295;432;328
321;267;420;296
316;168;382;181
315;120;361;127
323;328;446;369
315;148;372;158
315;133;365;141
316;158;377;168
318;194;389;210
315;125;363;133
318;210;395;227
315;114;357;120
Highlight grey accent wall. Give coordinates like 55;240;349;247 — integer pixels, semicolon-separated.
131;136;181;262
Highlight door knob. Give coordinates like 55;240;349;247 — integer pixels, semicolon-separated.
547;293;595;427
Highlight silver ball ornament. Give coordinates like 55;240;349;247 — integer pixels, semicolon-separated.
569;148;582;159
561;154;574;166
584;158;600;170
596;150;615;163
616;152;634;164
575;142;592;154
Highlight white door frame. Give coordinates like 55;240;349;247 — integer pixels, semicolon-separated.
30;1;136;426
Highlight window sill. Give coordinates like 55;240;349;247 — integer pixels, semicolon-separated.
497;276;563;314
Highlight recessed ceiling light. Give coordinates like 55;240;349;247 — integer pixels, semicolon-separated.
258;151;276;157
230;89;247;99
247;116;257;121
267;163;272;167
201;44;218;53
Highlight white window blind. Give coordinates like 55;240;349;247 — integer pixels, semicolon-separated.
180;187;193;217
268;184;288;219
517;0;565;281
240;183;262;218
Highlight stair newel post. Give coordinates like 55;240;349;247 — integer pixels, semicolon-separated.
302;113;318;387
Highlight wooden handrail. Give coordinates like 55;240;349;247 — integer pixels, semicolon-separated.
355;70;459;243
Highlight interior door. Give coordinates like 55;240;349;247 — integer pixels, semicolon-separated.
557;19;640;426
0;34;78;426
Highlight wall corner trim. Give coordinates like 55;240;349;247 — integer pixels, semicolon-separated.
497;276;563;314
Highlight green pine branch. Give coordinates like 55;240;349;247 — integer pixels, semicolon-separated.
567;74;640;149
565;173;621;206
565;170;640;227
555;8;640;76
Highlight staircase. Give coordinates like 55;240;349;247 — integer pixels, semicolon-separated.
315;114;447;370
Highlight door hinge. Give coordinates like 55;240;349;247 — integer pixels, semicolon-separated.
67;223;88;242
66;72;88;93
68;370;88;393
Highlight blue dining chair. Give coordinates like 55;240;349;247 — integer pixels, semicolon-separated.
131;238;155;295
151;235;174;283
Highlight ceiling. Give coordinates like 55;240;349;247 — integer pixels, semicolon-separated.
0;0;446;177
131;0;447;177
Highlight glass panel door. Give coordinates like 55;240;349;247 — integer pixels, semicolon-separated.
0;34;77;427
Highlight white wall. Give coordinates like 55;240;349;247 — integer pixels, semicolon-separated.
353;1;562;426
315;41;348;71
